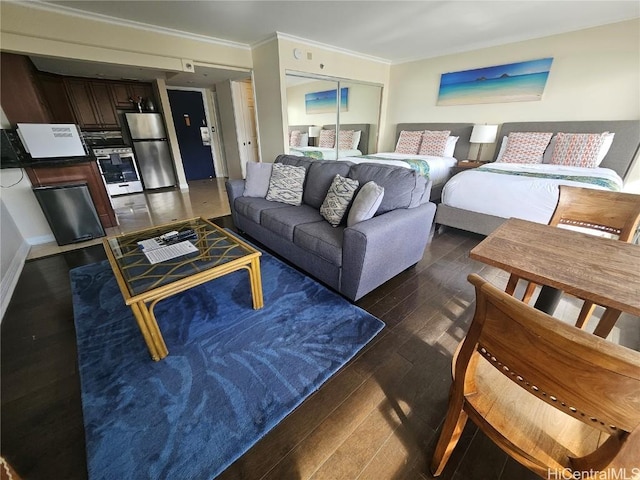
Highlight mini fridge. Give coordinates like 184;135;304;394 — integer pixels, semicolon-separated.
33;183;105;245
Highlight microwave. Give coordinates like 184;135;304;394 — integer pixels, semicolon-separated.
0;129;29;168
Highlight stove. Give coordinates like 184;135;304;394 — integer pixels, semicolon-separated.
92;145;144;197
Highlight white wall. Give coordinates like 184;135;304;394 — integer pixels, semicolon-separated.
0;198;30;321
384;20;640;159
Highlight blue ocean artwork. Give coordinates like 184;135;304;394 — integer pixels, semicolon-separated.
437;58;553;105
306;87;348;114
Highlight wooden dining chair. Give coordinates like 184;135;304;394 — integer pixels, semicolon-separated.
505;185;640;330
431;273;640;478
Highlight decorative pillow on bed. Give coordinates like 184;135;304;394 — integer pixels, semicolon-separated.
543;132;614;166
319;129;336;148
419;130;451;156
338;130;355;150
395;130;423;154
549;132;605;168
243;162;273;198
265;163;306;206
444;136;459;157
498;132;553;164
320;174;359;227
289;130;302;147
347;181;385;227
351;130;362;150
299;133;309;147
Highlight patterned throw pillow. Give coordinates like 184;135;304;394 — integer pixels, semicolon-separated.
550;133;605;168
318;129;336;148
265;163;306;206
320;174;360;227
395;130;423;154
419;130;451;156
338;130;355;150
499;132;553;164
289;130;302;147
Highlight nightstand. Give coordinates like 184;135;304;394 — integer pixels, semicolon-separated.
451;160;490;175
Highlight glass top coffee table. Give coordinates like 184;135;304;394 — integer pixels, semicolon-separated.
103;217;263;361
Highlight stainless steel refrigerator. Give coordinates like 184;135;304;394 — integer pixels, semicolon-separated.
125;113;177;189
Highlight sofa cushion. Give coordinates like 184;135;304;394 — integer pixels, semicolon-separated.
234;196;288;223
261;205;324;241
265;163;306;206
320;174;359;227
294;221;344;267
303;161;353;209
347;163;427;214
243;162;273;198
347;181;385;227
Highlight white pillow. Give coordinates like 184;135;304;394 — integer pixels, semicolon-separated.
494;136;508;162
444;136;459;157
351;130;362;150
299;133;309;147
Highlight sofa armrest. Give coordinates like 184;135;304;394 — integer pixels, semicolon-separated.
225;179;246;225
341;202;437;301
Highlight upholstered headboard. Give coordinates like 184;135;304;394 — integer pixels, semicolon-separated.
288;125;311;135
496;121;640;178
395;123;474;160
323;123;371;155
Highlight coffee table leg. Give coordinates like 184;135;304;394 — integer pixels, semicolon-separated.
131;301;169;361
592;308;622;339
248;257;264;309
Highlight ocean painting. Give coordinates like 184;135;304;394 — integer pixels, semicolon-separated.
305;87;348;114
437;58;553;106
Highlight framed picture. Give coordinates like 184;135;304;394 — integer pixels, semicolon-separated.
305;87;348;114
437;58;553;106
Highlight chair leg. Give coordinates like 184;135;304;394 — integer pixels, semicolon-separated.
521;282;537;305
505;274;519;296
430;402;469;477
575;301;597;329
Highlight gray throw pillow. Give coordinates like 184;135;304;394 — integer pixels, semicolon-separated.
243;162;273;198
347;181;385;227
265;163;306;206
320;174;359;227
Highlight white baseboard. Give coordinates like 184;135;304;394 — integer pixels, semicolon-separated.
0;240;30;323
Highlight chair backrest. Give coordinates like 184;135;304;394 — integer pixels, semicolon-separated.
549;186;640;241
462;274;640;438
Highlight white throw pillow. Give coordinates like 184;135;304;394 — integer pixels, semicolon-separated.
243;162;273;198
351;130;362;150
347;181;385;227
494;136;508;162
443;136;459;157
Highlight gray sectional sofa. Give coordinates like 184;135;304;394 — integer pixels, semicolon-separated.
225;155;437;301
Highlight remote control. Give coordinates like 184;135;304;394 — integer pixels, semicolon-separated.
159;231;179;242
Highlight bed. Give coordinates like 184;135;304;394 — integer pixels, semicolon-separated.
338;123;473;201
434;120;640;236
288;123;370;159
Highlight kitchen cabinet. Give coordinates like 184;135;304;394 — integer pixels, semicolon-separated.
65;79;119;130
37;73;76;124
26;160;117;229
111;82;154;109
0;52;51;124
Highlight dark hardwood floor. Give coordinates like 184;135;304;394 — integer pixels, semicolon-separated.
2;219;638;480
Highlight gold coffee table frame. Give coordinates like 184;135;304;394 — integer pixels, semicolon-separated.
103;217;263;361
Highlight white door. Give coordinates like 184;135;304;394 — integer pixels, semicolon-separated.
231;79;259;177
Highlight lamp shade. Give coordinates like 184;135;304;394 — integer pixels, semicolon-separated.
308;126;322;138
470;124;498;144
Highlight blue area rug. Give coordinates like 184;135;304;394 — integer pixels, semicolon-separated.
71;249;384;480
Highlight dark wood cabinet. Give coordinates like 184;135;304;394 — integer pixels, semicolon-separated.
0;52;51;125
37;73;76;124
26;161;117;229
111;82;154;109
65;79;119;130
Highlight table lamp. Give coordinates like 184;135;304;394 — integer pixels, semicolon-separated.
470;124;498;161
308;126;322;147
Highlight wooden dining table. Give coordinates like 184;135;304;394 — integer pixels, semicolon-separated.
469;218;640;338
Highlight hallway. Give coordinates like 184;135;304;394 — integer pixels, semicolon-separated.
27;178;230;260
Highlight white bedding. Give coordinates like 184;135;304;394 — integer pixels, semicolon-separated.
290;146;362;160
338;152;457;186
441;163;624;224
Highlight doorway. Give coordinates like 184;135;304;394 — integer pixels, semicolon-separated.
167;89;216;180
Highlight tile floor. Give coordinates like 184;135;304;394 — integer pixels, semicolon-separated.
27;178;231;260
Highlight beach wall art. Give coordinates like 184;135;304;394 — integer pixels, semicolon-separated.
305;87;349;114
437;58;553;106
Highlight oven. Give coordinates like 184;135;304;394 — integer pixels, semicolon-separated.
93;146;143;196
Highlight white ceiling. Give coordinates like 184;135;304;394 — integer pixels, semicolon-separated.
27;0;640;86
